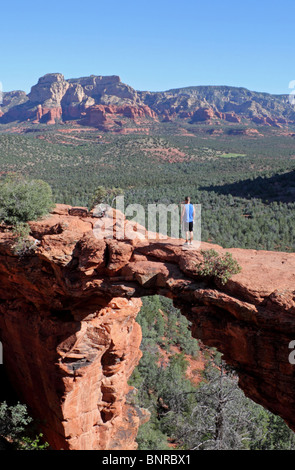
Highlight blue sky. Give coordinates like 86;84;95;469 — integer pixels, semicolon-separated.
1;0;295;95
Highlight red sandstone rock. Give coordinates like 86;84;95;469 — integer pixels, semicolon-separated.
33;105;63;125
225;112;241;123
178;111;193;119
162;111;174;122
252;115;282;127
277;117;288;124
192;109;240;124
117;104;157;120
252;116;268;125
83;104;157;129
62;105;84;120
83;105;109;127
244;128;263;136
214;111;225;119
266;116;282;128
1;205;295;450
192;107;215;122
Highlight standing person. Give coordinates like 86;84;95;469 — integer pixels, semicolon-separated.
182;196;195;246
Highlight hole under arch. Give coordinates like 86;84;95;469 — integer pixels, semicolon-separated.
128;294;295;451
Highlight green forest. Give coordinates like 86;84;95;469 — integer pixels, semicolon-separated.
0;124;295;449
0;129;295;253
129;296;295;450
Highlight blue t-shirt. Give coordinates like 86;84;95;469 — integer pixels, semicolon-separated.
184;203;194;223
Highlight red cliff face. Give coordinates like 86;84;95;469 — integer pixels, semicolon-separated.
192;107;215;122
83;105;109;128
225;112;241;123
251;116;282;128
33;105;63;125
191;108;241;124
1;205;295;449
83;104;157;129
1;74;294;129
116;104;157;120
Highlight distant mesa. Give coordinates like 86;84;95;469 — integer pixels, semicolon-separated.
0;72;294;130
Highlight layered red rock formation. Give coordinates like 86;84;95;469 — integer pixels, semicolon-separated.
0;208;150;450
252;116;282;128
117;104;157;120
82;104;157;129
1;205;295;450
33;105;63;124
224;112;241;123
192;107;215;122
191;107;241;124
83;105;109;128
1;74;294;130
178;111;194;119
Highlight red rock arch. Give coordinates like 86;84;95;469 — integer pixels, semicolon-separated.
0;204;295;449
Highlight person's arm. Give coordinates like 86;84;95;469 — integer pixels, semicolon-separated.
181;205;185;221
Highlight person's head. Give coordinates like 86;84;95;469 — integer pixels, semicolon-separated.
185;196;190;203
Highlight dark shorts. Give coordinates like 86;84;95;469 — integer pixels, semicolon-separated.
184;221;193;232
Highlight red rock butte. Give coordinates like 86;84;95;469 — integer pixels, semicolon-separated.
0;204;295;450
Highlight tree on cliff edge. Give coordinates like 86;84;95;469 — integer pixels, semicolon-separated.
0;174;54;226
89;185;123;211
